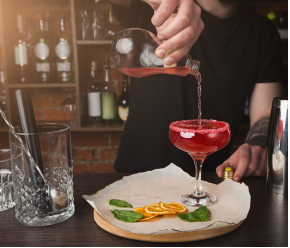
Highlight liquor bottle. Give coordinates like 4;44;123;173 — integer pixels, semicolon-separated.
26;18;35;48
117;74;130;124
61;89;77;128
55;15;73;82
26;17;35;82
0;95;7;127
0;66;7;127
105;10;119;39
14;14;28;83
33;15;53;82
45;18;56;82
101;58;116;125
87;61;102;124
0;66;5;95
0;35;3;71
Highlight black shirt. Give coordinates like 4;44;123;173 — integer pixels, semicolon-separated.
112;1;284;173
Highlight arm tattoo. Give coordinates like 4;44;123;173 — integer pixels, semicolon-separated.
245;116;270;149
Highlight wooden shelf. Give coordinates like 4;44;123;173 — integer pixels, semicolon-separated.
0;0;124;132
7;83;77;89
77;40;112;45
78;123;124;132
0;122;124;132
34;121;124;132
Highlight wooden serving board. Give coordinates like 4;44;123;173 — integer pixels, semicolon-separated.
93;210;244;243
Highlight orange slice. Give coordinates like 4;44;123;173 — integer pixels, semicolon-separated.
133;207;158;222
144;203;176;215
159;202;187;214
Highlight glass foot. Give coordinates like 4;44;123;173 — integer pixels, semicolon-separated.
180;192;217;206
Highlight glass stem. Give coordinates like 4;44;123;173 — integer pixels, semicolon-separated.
193;159;204;196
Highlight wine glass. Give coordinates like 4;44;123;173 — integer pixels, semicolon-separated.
61;88;77;128
79;10;91;40
91;11;104;40
169;119;231;206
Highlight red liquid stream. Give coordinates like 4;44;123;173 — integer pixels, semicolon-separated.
196;73;202;126
169;120;231;159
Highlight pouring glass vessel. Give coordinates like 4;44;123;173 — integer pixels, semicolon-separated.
110;28;200;78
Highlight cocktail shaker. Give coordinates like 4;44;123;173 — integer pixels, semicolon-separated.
266;97;288;194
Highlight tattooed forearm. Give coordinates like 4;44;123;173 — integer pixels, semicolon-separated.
245;116;270;149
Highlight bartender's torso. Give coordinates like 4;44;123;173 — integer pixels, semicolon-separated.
113;1;284;172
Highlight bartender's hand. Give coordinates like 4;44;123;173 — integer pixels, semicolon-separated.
216;82;283;181
216;144;267;181
142;0;204;66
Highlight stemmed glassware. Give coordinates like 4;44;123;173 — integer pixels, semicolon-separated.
79;10;91;40
91;11;104;40
169;119;231;206
78;9;119;41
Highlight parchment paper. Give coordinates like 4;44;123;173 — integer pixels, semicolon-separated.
83;164;251;234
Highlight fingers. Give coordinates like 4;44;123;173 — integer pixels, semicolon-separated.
233;144;252;181
258;149;267;176
217;144;267;181
158;21;204;65
151;0;179;27
152;0;203;65
216;153;238;178
242;145;260;177
251;146;267;176
157;1;201;41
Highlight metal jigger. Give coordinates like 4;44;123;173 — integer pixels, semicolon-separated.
266;97;288;195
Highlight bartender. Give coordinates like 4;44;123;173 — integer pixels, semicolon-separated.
110;0;285;181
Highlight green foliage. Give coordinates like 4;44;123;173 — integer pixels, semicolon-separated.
177;206;210;222
108;199;133;208
110;209;143;223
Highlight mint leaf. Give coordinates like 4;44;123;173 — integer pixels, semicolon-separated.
110;209;143;223
194;206;210;221
108;199;133;208
177;213;196;222
195;206;210;213
177;206;210;222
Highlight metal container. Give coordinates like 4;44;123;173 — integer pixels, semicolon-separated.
266;97;288;194
222;167;233;181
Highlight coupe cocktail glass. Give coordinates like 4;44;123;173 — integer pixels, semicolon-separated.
169;119;231;206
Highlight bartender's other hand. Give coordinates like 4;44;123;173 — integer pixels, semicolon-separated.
216;143;267;181
142;0;204;65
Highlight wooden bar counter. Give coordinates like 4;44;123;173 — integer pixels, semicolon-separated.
0;173;287;247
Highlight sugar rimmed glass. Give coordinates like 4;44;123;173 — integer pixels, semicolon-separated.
169;119;231;206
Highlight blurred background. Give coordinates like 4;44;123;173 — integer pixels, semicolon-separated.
0;0;288;173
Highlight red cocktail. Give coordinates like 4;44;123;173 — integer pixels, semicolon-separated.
119;66;198;78
169;119;231;206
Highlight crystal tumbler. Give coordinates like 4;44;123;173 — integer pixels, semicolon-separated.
0;149;15;211
9;123;74;226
